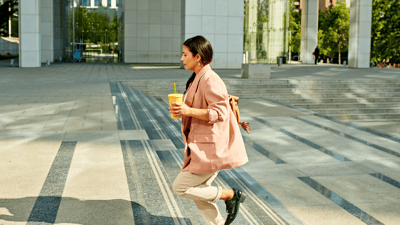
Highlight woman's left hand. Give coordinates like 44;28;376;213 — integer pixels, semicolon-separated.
169;102;191;119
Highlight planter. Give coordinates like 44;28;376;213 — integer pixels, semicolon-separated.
241;63;271;79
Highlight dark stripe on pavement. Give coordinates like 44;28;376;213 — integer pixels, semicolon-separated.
120;85;162;139
110;81;141;130
264;98;400;144
253;117;351;162
298;177;384;225
242;136;286;164
232;168;306;224
27;141;77;224
370;173;400;189
121;140;190;224
294;116;400;158
136;91;185;149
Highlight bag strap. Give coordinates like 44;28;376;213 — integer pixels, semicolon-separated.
191;74;251;134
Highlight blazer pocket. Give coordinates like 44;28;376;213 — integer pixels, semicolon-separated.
190;134;217;168
192;134;217;157
192;133;217;143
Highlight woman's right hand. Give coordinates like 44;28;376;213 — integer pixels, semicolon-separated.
169;102;190;119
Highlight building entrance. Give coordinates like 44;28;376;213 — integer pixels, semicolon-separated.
66;0;122;63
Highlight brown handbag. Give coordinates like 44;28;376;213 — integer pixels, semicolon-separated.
228;95;251;134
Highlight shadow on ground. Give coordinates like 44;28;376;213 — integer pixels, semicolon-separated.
0;197;192;225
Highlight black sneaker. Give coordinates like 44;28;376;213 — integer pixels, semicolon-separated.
224;188;247;225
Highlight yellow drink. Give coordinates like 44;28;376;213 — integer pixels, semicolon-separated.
168;93;183;119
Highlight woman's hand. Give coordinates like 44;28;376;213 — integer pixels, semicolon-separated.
169;102;191;119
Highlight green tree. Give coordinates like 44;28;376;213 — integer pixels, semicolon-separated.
0;0;18;37
371;0;400;64
289;0;301;55
108;12;119;43
318;1;350;64
69;7;110;44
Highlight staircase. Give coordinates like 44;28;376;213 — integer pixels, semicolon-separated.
122;79;400;121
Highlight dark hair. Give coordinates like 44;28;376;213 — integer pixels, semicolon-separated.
183;36;213;93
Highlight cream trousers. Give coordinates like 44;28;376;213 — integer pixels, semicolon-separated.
172;171;224;225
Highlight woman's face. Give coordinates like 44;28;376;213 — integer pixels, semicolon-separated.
181;45;199;71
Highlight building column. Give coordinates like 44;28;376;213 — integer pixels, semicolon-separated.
182;0;244;69
19;0;41;67
266;0;285;64
54;0;64;61
91;0;95;7
41;0;54;63
111;0;116;8
348;0;372;68
246;0;257;63
300;0;318;64
102;0;107;7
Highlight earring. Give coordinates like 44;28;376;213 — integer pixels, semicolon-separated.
197;61;200;65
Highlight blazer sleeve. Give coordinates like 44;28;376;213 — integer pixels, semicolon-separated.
204;75;229;124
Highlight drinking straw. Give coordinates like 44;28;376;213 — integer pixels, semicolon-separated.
174;82;176;94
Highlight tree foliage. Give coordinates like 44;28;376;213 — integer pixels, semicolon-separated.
0;0;18;37
69;5;121;45
288;0;301;54
318;1;350;64
371;0;400;64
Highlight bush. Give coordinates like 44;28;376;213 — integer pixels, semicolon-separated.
0;54;19;60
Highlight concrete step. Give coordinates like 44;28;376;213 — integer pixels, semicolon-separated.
328;113;400;120
127;85;400;96
234;86;400;94
292;102;400;109
123;79;400;88
122;79;400;122
313;108;400;115
270;92;400;98
145;91;400;100
225;83;400;89
126;82;400;92
277;97;400;104
223;79;400;86
227;88;400;94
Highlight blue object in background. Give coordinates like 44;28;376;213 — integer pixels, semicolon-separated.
73;49;81;62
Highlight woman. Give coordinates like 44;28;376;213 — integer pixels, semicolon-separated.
169;35;248;225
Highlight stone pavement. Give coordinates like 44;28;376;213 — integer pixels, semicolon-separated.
0;63;400;225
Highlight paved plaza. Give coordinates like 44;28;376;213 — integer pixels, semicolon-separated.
1;63;400;224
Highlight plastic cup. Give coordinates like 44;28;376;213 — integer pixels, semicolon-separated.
168;93;183;119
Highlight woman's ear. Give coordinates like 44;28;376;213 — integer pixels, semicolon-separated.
196;54;202;64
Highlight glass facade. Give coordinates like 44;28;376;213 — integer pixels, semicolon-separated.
244;0;290;64
64;0;123;63
95;0;101;7
83;0;90;7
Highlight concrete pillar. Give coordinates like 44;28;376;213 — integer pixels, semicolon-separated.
102;0;107;7
182;0;244;69
300;0;318;64
266;0;285;64
348;0;372;68
54;0;64;61
111;0;116;8
247;0;257;63
91;0;95;7
19;0;41;67
41;0;54;63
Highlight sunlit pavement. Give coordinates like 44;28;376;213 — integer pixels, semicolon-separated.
1;63;400;224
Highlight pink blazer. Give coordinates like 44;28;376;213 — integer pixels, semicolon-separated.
181;65;248;174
